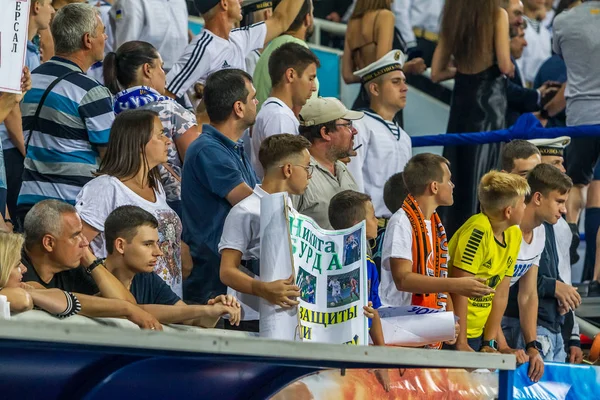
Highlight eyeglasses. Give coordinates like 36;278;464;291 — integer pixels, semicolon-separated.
278;163;314;177
335;121;354;130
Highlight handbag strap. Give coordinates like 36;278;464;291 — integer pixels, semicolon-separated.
25;70;81;152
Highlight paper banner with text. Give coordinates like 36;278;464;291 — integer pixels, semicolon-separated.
378;306;456;346
0;0;29;93
259;192;368;345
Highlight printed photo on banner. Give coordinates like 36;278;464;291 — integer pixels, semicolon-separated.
327;269;361;308
297;268;317;305
343;230;362;266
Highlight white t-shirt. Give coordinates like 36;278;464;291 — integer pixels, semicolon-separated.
380;209;434;307
251;97;299;179
218;185;296;321
166;22;268;98
510;224;546;287
109;0;189;70
75;175;183;297
554;217;573;285
347;111;412;218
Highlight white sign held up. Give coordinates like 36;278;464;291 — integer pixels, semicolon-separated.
0;0;30;94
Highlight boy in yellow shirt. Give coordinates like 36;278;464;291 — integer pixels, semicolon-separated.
450;170;530;352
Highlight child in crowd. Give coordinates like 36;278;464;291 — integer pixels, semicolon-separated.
103;206;241;328
383;172;410;215
380;153;490;349
450;170;529;353
219;134;312;332
328;189;389;390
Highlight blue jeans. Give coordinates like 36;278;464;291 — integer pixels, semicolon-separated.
502;316;567;362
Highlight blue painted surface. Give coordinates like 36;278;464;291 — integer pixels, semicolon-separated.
311;48;340;99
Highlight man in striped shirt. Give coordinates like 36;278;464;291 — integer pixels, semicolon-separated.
17;3;114;223
165;0;308;100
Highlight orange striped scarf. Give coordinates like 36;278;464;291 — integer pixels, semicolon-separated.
402;194;449;311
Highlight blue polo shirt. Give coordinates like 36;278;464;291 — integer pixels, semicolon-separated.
181;124;258;304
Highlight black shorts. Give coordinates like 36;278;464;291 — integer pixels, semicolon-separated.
565;137;600;185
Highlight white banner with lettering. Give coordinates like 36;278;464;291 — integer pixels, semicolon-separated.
0;0;29;93
259;192;368;345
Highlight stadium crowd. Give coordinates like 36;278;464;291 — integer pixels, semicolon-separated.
0;0;599;386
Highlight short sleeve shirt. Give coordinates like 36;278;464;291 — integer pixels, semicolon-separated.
448;213;522;339
166;22;267;98
21;251;99;295
552;2;600;126
510;224;546;286
251;97;299;179
218;185;271;321
130;272;181;305
379;209;434;307
19;57;115;207
291;157;358;230
253;35;320;108
181;124;259;304
76;175;183;297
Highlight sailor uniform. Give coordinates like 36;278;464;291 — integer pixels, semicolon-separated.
348;111;412;218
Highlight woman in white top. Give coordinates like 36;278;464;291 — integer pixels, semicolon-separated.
103;41;199;217
76;110;184;297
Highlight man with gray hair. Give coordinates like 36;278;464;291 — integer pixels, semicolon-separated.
16;3;114;226
22;199;163;330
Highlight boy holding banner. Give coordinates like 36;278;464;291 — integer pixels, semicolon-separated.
219;134;311;332
450;171;529;353
380;153;492;348
328;190;389;391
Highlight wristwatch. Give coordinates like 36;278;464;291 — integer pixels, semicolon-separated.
86;258;105;274
526;340;542;353
481;339;498;351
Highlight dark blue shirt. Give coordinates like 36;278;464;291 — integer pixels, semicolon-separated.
181;124;258;304
130;272;181;305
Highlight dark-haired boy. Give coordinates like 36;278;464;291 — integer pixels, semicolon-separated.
219;134;312;332
500;163;572;381
251;42;319;178
328;189;389;391
104;206;242;328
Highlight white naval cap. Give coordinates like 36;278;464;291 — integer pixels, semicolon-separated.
299;97;364;127
353;50;406;83
528;136;571;156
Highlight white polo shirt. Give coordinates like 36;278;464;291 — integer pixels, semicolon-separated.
347;111;412;218
109;0;189;70
166;22;267;98
510;224;546;287
250;97;299;179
